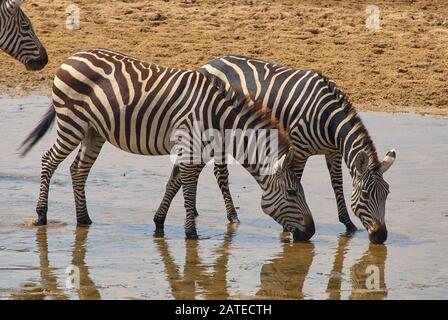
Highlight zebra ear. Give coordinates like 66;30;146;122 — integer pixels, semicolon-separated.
379;149;396;174
355;150;369;175
8;0;24;10
284;148;295;169
276;148;294;171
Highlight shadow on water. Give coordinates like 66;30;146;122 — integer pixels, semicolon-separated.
10;226;100;300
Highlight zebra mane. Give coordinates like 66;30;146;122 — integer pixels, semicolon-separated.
205;74;292;151
340;98;380;169
310;70;381;169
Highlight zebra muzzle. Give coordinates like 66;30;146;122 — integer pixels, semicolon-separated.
292;216;315;241
25;47;48;71
369;224;388;244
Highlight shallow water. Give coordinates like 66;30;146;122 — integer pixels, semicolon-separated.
0;95;447;300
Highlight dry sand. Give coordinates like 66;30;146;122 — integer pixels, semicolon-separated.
1;0;447;116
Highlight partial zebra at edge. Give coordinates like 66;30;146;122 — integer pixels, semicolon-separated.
0;0;48;70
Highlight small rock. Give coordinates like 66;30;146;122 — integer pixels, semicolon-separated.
374;43;388;49
398;68;408;73
306;28;320;35
373;48;384;54
153;13;167;21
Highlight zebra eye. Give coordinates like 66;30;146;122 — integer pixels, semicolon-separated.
286;189;296;196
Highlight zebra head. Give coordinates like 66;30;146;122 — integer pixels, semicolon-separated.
261;149;315;241
0;0;48;70
351;149;396;244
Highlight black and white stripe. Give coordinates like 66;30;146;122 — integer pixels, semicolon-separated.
0;0;47;70
20;48;315;241
158;55;396;244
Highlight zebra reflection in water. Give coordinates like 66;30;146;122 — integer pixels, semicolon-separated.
154;224;237;299
155;229;387;299
10;226;100;300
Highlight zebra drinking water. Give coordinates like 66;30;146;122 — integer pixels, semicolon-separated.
157;55;396;244
19;48;315;241
0;0;47;70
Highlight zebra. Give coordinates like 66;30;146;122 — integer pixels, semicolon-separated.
0;0;47;70
19;48;315;241
157;55;396;244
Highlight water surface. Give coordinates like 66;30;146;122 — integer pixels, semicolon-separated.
0;95;447;299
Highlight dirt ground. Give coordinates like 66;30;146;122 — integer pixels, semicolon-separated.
1;0;447;116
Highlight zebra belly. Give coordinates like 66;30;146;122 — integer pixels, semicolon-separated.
96;121;175;157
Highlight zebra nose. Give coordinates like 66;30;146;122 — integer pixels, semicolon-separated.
369;225;388;244
39;47;48;65
26;47;48;71
292;216;315;242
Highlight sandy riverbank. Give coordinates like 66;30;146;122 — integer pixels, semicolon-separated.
1;0;447;115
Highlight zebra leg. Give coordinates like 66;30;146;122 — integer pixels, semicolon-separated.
69;130;105;226
35;138;81;226
179;163;204;240
325;152;357;232
213;163;239;223
153;164;182;231
153;164;201;231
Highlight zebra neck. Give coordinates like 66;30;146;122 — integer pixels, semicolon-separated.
239;144;289;188
241;163;271;188
328;100;379;177
338;122;379;177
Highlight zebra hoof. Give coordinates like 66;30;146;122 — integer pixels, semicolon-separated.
155;222;164;230
33;217;47;226
229;217;240;224
154;227;165;238
154;222;165;237
185;230;199;240
194;210;199;217
77;216;93;226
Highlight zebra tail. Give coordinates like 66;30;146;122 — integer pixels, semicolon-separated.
18;104;56;157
